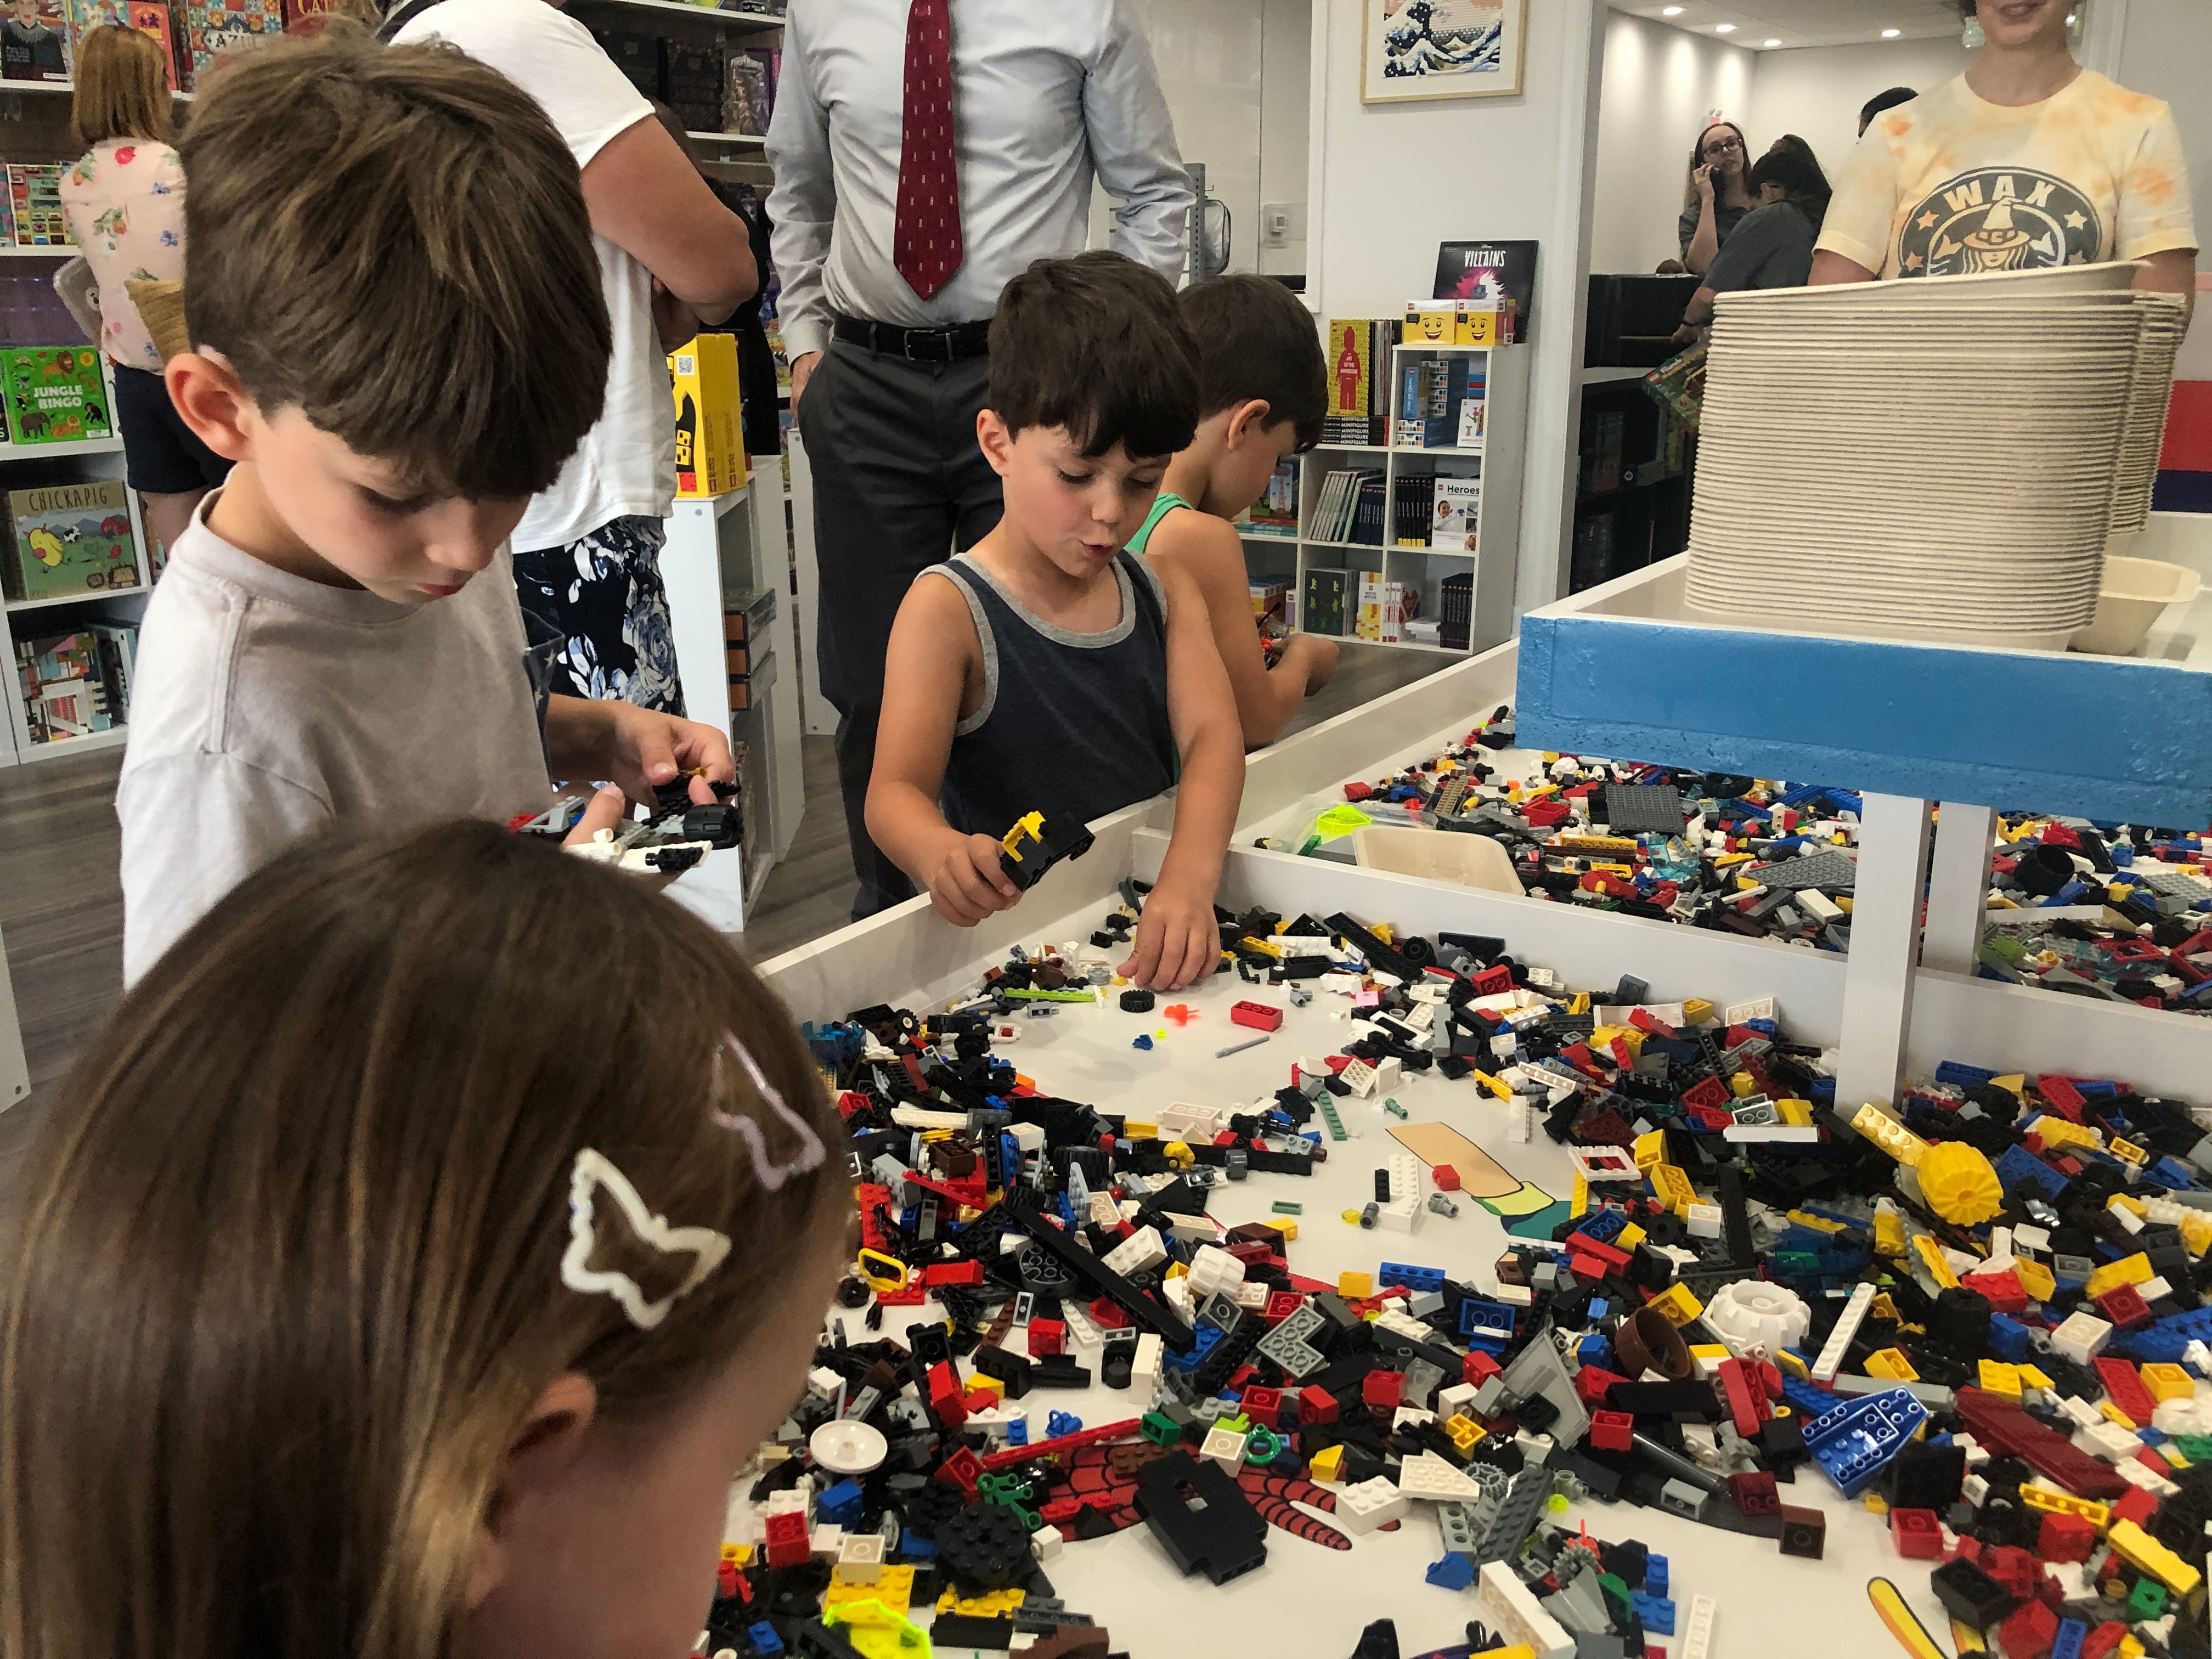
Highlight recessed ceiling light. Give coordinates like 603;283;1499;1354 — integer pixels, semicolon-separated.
1714;22;1735;31
1662;4;1683;12
1764;37;1780;45
1881;27;1901;36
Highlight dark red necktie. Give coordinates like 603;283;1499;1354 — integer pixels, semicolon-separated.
892;0;963;300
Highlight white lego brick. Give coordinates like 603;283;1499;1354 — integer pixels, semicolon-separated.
1377;1199;1420;1234
1677;1594;1718;1659
1187;1245;1246;1299
1101;1225;1167;1278
2141;1274;2174;1303
2051;1311;2114;1366
1398;1451;1484;1501
1437;1382;1479;1420
2115;1456;2180;1497
2057;1395;2104;1431
1374;1307;1432;1344
809;1523;844;1559
1157;1102;1225;1141
1374;1057;1403;1092
1962;1472;1990;1505
1132;1333;1163;1392
2109;1198;2146;1234
2186;1339;2212;1379
1514;1430;1556;1465
1341;1058;1380;1097
1335;1476;1409;1533
1088;1193;1122;1229
1059;1302;1102;1350
1233;1280;1269;1310
1812;1282;1877;1386
1510;1099;1534;1143
1388;1155;1421;1200
1724;998;1775;1024
1164;1215;1219;1244
807;1366;844;1402
834;1533;884;1584
1475;1562;1576;1659
1493;1283;1534;1308
1031;1524;1064;1562
2072;1419;2141;1463
1199;1424;1247;1475
1392;1406;1438;1433
2013;1223;2052;1254
1009;1122;1046;1152
1685;1203;1724;1238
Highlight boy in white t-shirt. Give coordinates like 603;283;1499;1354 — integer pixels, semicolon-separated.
117;30;734;984
1815;0;2196;313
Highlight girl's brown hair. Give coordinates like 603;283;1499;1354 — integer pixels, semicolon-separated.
0;820;850;1659
1682;119;1750;209
70;23;170;148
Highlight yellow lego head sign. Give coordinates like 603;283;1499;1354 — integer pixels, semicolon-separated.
669;332;747;498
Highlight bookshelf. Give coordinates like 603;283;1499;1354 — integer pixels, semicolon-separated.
1241;341;1527;657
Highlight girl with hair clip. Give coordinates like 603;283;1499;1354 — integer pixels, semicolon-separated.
0;820;850;1659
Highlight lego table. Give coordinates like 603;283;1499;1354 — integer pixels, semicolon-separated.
756;814;2042;1659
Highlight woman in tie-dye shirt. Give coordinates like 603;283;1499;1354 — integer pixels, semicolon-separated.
1814;0;2196;318
61;25;229;556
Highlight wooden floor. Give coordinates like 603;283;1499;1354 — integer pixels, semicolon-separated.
0;641;1451;1211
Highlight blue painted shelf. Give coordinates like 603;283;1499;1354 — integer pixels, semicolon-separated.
1516;518;2212;826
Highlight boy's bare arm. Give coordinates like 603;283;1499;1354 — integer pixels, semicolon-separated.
866;578;1021;926
1150;512;1334;748
1124;556;1245;990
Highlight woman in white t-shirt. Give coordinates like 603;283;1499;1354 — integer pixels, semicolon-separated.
387;0;758;714
1813;0;2196;318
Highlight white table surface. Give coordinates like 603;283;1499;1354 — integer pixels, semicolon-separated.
744;957;1952;1659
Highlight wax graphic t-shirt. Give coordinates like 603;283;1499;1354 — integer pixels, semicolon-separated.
1818;69;2197;280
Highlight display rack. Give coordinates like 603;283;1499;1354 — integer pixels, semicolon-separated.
1515;518;2212;1110
0;328;154;769
1243;341;1527;658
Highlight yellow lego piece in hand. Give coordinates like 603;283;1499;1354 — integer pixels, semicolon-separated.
1338;1271;1374;1300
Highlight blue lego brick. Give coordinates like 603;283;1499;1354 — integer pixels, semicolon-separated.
816;1479;864;1527
2112;1304;2212;1363
1996;1144;2068;1200
1802;1387;1930;1497
1459;1297;1519;1351
2112;843;2136;866
1163;1324;1224;1374
746;1621;786;1657
1632;1593;1677;1635
2149;1157;2200;1191
1781;1375;1839;1420
1380;1261;1448;1295
1988;1314;2031;1363
1809;1076;1836;1104
1574;1210;1629;1246
899;1530;938;1560
1577;1334;1614;1370
2078;1079;2119;1096
2052;1618;2087;1659
1426;1553;1477;1590
1936;1060;1997;1090
1646;1555;1669;1598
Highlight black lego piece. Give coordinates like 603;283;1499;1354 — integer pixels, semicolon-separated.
936;1500;1036;1593
1003;1204;1196;1348
1324;912;1423;984
998;812;1095;893
1132;1451;1268;1584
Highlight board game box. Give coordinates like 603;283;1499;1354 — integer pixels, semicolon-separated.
2;479;137;602
7;162;70;247
1;346;111;444
182;0;280;82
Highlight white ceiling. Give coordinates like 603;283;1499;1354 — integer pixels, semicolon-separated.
1612;0;1968;50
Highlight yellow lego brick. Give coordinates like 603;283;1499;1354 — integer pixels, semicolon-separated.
1634;1130;1668;1171
2118;1638;2145;1659
1989;1075;2025;1094
1786;1209;1848;1235
2085;1252;2152;1299
722;1542;754;1566
2179;1211;2212;1258
824;1566;916;1615
1338;1271;1374;1300
1978;1361;2022;1401
1474;1069;1514;1100
1447;1415;1487;1452
1681;998;1714;1024
1915;1233;1961;1289
2110;1519;2203;1596
1870;1293;1899;1321
2144;1362;2196;1403
2015;1259;2056;1303
2030;1115;2100;1152
1730;1072;1757;1098
1266;1217;1299;1243
1875;1210;1906;1258
1864;1492;1890;1515
1650;1164;1695;1215
1851;1103;1931;1166
1572;1173;1588;1218
1647;1283;1703;1327
1122;1120;1158;1141
1865;1347;1920;1381
1308;1443;1345;1484
1557;835;1639;855
936;1587;1025;1616
1588;1025;1627;1050
2018;1364;2054;1393
2109;1193;2148;1220
2109;1138;2149;1167
1736;875;1762;891
1689;1343;1731;1370
1776;1099;1815;1126
2100;1400;2140;1432
1617;1223;1647;1249
1569;992;1591;1015
2019;1487;2108;1526
967;1375;1004;1401
1165;1261;1187;1279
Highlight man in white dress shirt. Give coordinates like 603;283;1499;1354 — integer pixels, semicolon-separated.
768;0;1190;919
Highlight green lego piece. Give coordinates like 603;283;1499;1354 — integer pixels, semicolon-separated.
1384;1098;1409;1120
2172;1434;2212;1465
1271;1201;1304;1215
2130;1579;2168;1621
1246;1425;1283;1462
1141;1411;1182;1446
999;987;1098;1003
1316;1096;1347;1142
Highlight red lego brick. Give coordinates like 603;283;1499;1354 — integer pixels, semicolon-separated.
1431;1164;1461;1192
2109;1485;2158;1528
1264;1290;1305;1327
2094;1356;2157;1421
1566;1232;1632;1270
1999;1599;2057;1659
928;1361;968;1429
2080;1623;2126;1659
1955;1387;2127;1500
1575;1366;1630;1407
2036;1076;2086;1120
1241;1385;1285;1428
1590;1410;1633;1453
936;1444;984;1492
1718;1358;1767;1440
1298;1384;1339;1426
1891;1507;1943;1559
2038;1511;2095;1562
1088;1296;1131;1330
1472;964;1515;996
1961;1268;2029;1314
977;1417;1142;1471
1463;1351;1502;1386
1230;1001;1284;1032
1982;1545;2040;1604
1363;1371;1404;1415
1028;1318;1066;1358
924;1261;985;1286
1729;1470;1779;1517
2095;1286;2153;1334
763;1509;811;1570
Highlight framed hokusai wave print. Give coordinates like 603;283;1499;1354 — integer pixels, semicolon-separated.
1362;0;1528;104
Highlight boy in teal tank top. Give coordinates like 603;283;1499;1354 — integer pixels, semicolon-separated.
865;253;1245;993
1134;275;1338;748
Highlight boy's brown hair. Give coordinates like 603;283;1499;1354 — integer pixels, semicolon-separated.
69;23;169;148
1178;274;1328;452
0;820;850;1659
988;249;1200;461
179;28;611;500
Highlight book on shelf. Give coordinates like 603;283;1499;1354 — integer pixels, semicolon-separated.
661;37;724;134
14;628;112;744
2;478;137;601
86;617;137;723
1433;239;1538;343
1300;567;1347;637
1376;579;1406;646
1248;578;1287;628
725;46;779;135
1440;571;1473;651
2;346;112;445
1391;473;1435;549
1431;477;1480;552
7;163;70;247
590;21;660;99
1351;474;1386;546
1;0;70;81
1240;460;1297;537
181;0;281;80
1323;318;1396;446
1353;569;1384;642
126;0;179;86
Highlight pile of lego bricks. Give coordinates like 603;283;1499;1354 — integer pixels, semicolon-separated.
715;899;2212;1659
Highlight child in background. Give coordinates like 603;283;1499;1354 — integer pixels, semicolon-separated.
1133;274;1337;750
0;821;851;1659
119;30;733;985
866;251;1244;992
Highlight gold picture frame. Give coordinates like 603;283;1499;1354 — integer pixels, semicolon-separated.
1362;0;1528;105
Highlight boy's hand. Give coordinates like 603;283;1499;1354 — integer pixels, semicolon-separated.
1119;883;1221;991
1295;634;1340;696
601;703;735;809
926;831;1023;927
560;782;630;847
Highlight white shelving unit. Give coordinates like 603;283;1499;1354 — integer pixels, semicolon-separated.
1245;341;1528;657
1;347;152;769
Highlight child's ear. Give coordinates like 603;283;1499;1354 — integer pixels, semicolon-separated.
165;352;259;464
974;408;1018;479
464;1371;600;1612
1223;399;1274;448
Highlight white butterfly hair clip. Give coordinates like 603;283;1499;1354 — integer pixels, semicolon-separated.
561;1148;732;1331
709;1032;827;1191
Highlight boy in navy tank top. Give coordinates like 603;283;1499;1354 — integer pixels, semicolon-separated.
867;252;1245;991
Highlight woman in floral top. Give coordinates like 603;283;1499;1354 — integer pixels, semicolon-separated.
61;25;228;556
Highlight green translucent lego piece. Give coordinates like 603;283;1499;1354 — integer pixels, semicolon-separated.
1000;987;1097;1003
1271;1200;1304;1215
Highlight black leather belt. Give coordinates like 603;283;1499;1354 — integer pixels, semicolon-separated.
832;314;991;362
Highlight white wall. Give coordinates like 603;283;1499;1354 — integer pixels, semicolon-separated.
1590;10;1753;275
1259;0;1312;276
1307;0;1606;627
2115;0;2212;273
1747;35;1976;196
